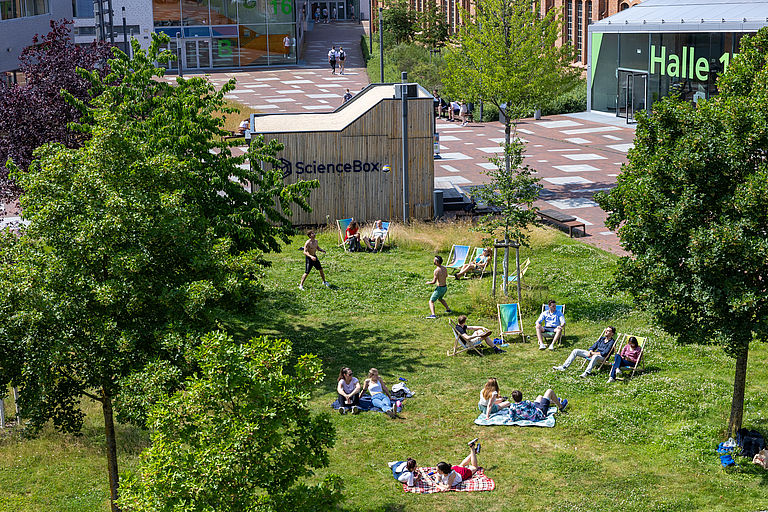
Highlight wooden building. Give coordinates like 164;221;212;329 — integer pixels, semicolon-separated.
251;83;435;225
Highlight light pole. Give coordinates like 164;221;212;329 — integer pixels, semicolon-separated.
401;71;409;222
378;7;383;83
176;32;184;77
121;7;128;55
369;0;373;54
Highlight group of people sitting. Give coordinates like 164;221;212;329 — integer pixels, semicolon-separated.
389;438;483;490
337;367;402;418
344;219;387;253
479;377;568;420
552;325;643;383
432;90;471;126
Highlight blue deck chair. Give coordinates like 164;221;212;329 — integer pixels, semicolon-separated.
497;303;525;343
507;257;531;282
538;303;566;348
466;248;491;278
447;244;472;271
366;221;391;249
336;218;353;251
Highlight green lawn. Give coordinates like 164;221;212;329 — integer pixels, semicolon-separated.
1;222;767;511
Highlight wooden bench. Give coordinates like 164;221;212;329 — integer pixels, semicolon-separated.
536;208;587;237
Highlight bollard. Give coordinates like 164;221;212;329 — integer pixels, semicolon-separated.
433;189;444;219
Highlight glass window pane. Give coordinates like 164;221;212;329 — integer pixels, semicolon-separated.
268;22;295;63
212;37;238;67
210;0;238;24
267;0;294;23
590;33;618;113
154;0;181;26
181;0;210;25
0;0;21;20
238;0;267;25
238;24;269;65
618;32;649;71
74;0;93;18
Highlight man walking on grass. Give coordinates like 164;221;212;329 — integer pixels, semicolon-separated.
299;231;330;290
426;255;452;318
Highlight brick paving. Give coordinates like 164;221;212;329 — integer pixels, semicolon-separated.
4;20;634;256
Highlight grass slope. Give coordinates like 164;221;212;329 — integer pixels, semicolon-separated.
1;222;767;511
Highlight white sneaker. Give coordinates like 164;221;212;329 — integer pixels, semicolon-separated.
539;344;547;350
552;366;565;372
323;281;331;287
547;344;555;351
607;377;615;383
298;284;305;290
580;372;590;378
615;368;623;377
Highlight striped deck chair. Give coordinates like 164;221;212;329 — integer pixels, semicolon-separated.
366;221;391;250
466;248;490;278
601;334;649;378
539;303;566;348
447;318;485;356
337;218;353;251
581;330;620;372
447;244;472;272
507;257;531;283
497;303;524;343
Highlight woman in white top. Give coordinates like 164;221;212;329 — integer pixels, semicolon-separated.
388;458;420;486
433;441;481;490
478;377;511;419
336;367;361;415
455;247;491;279
360;368;397;418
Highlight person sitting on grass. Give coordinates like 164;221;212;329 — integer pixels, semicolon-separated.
552;326;616;378
426;255;452;319
361;368;399;418
457;315;505;355
363;219;387;252
388;458;420;487
454;248;491;279
336;367;361;414
345;219;363;252
607;336;642;383
432;440;482;490
479;377;511;418
508;388;568;421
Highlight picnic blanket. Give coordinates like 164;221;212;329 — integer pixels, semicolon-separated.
473;406;557;427
331;395;404;413
402;467;495;494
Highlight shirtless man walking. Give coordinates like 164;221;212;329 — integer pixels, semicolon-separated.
299;230;330;290
426;255;452;318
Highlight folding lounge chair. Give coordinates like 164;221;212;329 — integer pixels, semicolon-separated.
466;248;490;278
446;244;472;272
582;331;621;372
507;257;531;283
447;318;486;356
366;221;391;250
497;303;525;343
539;303;566;348
336;218;353;251
614;335;649;379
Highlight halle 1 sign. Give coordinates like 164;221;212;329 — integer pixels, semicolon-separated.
650;44;734;81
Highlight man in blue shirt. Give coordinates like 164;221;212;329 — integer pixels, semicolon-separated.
535;300;565;350
552;326;616;378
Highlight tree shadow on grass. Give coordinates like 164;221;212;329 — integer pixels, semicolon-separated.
566;300;635;323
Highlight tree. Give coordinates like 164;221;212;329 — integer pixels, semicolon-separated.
118;332;342;512
382;0;417;45
596;28;768;437
475;140;540;297
442;0;580;174
0;35;316;511
417;1;449;50
0;20;112;202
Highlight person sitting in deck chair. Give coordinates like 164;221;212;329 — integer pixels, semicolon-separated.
344;219;363;252
535;299;565;350
454;248;491;279
553;326;616;378
456;315;504;355
607;336;642;383
363;219;387;252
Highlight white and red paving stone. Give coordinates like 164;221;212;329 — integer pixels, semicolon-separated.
4;22;634;256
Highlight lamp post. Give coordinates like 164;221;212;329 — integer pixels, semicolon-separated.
176;32;184;77
369;0;373;54
121;7;128;55
378;7;383;83
400;71;409;223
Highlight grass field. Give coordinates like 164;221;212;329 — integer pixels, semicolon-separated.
1;222;767;511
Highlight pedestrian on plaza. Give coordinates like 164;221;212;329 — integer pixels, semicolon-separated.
323;6;328;22
332;6;337;21
328;45;337;74
314;7;320;23
459;101;468;126
338;46;346;74
283;35;291;58
350;5;355;20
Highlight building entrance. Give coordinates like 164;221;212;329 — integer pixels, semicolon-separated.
184;39;212;69
312;1;348;21
617;69;647;124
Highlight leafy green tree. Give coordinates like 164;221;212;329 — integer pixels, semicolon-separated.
596;29;768;436
475;140;540;297
382;0;417;45
417;1;449;50
0;35;315;511
442;0;580;172
118;332;342;512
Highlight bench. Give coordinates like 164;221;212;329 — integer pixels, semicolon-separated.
536;209;587;237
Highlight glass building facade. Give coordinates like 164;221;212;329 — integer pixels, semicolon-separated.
153;0;300;69
0;0;48;20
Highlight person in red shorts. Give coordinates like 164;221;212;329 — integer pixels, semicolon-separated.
432;439;482;490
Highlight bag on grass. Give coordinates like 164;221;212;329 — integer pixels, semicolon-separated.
736;428;765;458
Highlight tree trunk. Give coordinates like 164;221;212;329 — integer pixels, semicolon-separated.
504;119;511;176
727;345;749;438
502;235;509;296
103;390;121;512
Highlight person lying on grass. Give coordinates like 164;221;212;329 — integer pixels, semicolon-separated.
457;315;505;355
454;248;491;279
337;366;361;414
388;458;420;487
360;368;399;418
431;440;482;490
508;389;568;421
479;377;511;419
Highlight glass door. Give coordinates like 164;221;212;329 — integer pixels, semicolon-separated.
184;39;212;70
617;69;647;124
336;1;345;19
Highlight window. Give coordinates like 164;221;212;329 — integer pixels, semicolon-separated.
75;26;97;35
619;2;628;11
1;0;48;20
566;0;572;42
73;0;93;18
576;0;582;59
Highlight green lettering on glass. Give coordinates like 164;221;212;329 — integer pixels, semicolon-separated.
271;0;293;14
695;57;709;81
681;47;687;79
650;44;665;75
218;39;232;57
667;53;680;78
719;52;730;72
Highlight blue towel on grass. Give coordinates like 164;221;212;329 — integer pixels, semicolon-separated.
474;407;557;427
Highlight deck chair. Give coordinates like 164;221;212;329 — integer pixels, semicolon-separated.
581;331;620;372
466;248;490;278
507;257;531;282
446;244;472;271
538;303;566;348
365;221;391;250
336;218;353;251
447;318;486;356
603;334;649;378
497;303;525;343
